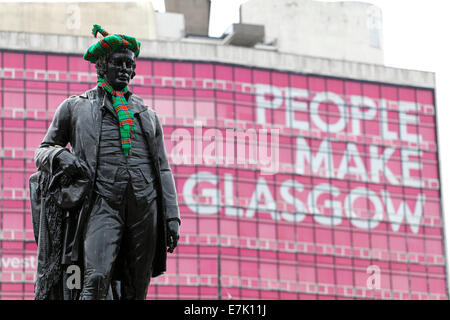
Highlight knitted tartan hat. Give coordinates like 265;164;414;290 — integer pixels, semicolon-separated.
83;25;141;63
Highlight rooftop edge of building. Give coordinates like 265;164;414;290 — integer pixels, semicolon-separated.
0;31;435;89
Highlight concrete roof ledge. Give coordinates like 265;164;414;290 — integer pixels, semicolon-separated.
0;31;435;88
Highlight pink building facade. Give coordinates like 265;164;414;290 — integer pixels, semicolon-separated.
0;48;447;299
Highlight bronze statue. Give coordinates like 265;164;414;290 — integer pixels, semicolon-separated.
30;25;180;300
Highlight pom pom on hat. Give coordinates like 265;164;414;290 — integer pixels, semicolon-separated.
92;24;109;38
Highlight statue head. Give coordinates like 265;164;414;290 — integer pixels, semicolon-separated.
84;24;141;90
95;48;136;91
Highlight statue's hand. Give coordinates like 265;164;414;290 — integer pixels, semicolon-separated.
56;150;82;178
166;220;180;253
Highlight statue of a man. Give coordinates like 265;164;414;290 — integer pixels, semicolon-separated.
33;25;180;300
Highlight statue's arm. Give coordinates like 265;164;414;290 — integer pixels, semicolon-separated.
155;113;181;225
34;98;72;173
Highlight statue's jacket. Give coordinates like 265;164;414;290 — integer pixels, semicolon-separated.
33;87;180;287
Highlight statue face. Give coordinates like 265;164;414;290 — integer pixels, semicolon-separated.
105;49;136;91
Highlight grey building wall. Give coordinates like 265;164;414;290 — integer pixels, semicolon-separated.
241;0;384;65
0;31;434;89
165;0;211;36
0;1;158;40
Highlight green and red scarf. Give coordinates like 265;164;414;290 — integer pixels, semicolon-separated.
97;77;137;157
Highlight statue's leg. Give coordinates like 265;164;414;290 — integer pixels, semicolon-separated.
119;185;158;300
79;194;125;300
